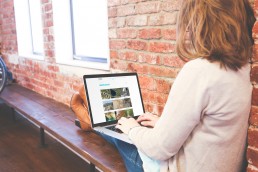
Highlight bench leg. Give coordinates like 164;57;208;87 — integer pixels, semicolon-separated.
89;163;95;172
39;127;47;147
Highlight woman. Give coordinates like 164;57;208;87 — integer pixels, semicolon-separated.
114;0;255;172
71;0;255;171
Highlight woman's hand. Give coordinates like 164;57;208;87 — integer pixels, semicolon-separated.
116;117;140;135
137;112;159;128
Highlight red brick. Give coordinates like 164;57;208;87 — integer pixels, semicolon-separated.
47;65;59;72
163;55;185;68
252;44;258;62
43;28;49;35
247;147;258;168
254;1;258;17
138;53;161;65
149;65;178;78
45;20;53;27
157;94;168;105
250;106;258;126
44;4;52;12
42;0;49;3
149;42;175;53
117;5;135;16
141;89;150;102
3;1;13;8
45;50;54;57
161;0;179;12
251;65;258;84
109;29;117;39
108;18;117;28
135;2;160;14
44;42;54;50
108;0;121;7
108;18;126;28
154;92;169;105
44;35;54;42
127;40;148;50
248;127;258;147
138;28;161;39
108;7;117;18
127;15;148;26
143;102;153;113
149;12;177;26
148;14;164;26
162;28;176;40
253;87;258;106
109;40;126;49
117;28;137;39
139;75;156;91
110;50;118;59
156;78;172;94
110;59;128;71
119;51;138;61
43;13;53;20
127;63;148;74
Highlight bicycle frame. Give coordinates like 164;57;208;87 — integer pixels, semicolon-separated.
0;56;13;94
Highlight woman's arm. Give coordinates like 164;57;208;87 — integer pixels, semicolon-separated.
126;60;210;161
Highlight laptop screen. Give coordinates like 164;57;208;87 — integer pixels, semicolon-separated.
83;73;145;127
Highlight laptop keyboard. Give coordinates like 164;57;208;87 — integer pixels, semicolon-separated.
106;126;123;133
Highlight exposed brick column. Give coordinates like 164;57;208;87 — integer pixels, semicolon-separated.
247;1;258;171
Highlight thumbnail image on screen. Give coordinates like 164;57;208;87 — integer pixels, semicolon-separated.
105;108;134;122
101;87;130;99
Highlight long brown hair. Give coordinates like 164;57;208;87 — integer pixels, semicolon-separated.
176;0;255;71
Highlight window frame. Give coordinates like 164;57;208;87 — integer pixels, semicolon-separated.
14;0;44;60
52;0;110;70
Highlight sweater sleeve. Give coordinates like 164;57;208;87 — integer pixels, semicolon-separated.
129;61;210;161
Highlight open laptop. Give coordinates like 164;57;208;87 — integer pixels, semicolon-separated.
83;73;145;144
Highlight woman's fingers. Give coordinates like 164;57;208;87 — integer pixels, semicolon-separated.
137;113;158;122
116;117;140;135
137;112;159;128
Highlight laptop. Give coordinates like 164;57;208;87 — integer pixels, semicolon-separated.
83;73;145;144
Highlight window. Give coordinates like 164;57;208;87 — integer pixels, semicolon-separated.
14;0;44;60
53;0;110;70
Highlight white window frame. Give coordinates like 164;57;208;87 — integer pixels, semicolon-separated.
52;0;110;70
14;0;44;60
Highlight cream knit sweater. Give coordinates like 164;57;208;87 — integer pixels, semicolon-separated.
129;58;252;172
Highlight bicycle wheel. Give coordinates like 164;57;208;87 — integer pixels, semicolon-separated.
0;58;7;94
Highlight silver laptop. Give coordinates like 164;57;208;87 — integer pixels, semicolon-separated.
83;73;145;144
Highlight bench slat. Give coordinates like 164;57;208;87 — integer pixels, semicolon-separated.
0;84;126;172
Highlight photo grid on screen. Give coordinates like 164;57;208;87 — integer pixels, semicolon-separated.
101;87;134;122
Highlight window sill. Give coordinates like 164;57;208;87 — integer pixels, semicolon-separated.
57;59;110;71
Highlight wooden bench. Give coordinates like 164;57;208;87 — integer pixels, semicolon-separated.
0;84;126;172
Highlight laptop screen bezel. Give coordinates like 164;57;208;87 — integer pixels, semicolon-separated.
83;72;145;128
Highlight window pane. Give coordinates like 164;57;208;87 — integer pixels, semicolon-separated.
71;0;109;61
28;0;44;55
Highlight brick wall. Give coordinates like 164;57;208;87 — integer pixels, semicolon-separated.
108;0;183;115
0;0;258;171
0;0;183;115
248;0;258;171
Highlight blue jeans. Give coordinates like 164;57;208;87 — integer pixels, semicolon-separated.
98;132;143;172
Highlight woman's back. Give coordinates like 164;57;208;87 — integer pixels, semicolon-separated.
169;58;252;172
129;58;252;172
